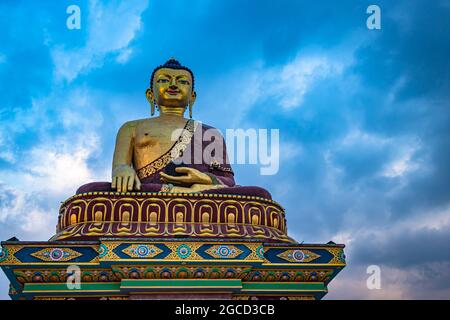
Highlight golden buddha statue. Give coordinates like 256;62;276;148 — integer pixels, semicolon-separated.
56;58;290;241
77;58;271;199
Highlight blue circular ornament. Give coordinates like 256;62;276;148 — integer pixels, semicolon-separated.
99;243;108;258
136;245;150;257
256;245;265;259
292;250;305;262
177;244;191;259
0;246;8;263
50;248;64;261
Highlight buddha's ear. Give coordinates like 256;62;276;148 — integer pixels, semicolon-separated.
145;88;153;102
189;91;197;119
190;90;197;106
146;89;156;116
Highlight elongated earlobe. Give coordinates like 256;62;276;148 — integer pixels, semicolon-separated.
151;99;155;116
146;89;156;116
189;91;196;118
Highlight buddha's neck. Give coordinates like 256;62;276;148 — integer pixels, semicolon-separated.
158;105;187;117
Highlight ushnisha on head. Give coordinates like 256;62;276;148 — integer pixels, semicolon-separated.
145;58;197;118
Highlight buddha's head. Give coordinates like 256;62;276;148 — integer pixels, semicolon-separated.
146;58;197;117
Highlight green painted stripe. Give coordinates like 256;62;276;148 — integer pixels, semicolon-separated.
21;281;326;296
23;282;121;293
242;282;326;292
121;279;242;289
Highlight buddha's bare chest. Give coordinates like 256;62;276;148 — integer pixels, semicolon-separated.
134;119;188;165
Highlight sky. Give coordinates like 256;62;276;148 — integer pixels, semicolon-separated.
1;0;450;299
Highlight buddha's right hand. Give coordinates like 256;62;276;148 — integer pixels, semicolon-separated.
112;164;141;192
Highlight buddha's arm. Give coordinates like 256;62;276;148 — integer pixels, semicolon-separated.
159;166;234;193
112;121;141;192
160;167;213;185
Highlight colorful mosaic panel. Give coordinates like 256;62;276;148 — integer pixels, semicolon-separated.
204;245;243;259
30;248;82;262
263;246;345;265
328;248;346;264
123;244;163;258
277;249;320;263
165;243;203;260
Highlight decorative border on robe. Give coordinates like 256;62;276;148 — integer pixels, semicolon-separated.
137;119;197;180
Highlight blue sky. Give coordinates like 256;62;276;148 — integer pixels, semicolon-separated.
1;0;450;299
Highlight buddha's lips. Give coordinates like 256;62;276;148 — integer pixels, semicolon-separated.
166;89;180;95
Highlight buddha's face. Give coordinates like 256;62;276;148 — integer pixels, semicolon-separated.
149;68;195;108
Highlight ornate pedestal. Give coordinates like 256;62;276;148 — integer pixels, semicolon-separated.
0;192;345;300
52;191;291;242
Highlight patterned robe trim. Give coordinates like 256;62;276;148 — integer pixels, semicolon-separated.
209;159;234;175
137;119;198;180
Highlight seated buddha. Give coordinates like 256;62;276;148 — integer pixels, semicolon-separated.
77;58;271;199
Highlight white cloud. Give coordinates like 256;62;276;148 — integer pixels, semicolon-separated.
52;0;149;82
339;129;391;148
244;54;345;111
382;145;420;178
330;200;450;250
269;56;344;109
0;186;24;223
0;184;54;240
23;135;105;194
0;86;105;160
0;131;108;199
20;209;54;235
326;128;425;182
116;48;133;64
206;52;349;128
0;131;15;164
0;151;15;163
398;205;450;232
0;130;109;242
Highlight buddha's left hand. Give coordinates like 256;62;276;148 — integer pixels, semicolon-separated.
160;167;213;185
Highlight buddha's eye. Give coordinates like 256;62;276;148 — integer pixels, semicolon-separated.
157;78;169;83
178;80;189;85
